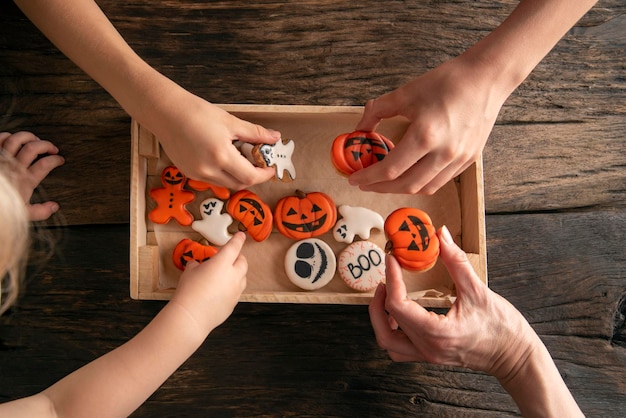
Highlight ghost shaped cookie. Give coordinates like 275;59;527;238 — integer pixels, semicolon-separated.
333;205;384;244
191;197;233;246
235;138;296;181
284;238;336;290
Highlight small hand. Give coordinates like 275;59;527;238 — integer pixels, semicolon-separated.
0;131;65;221
171;232;248;333
369;226;535;379
155;94;281;190
351;57;504;195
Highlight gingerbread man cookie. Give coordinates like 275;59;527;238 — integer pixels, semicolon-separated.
148;166;195;226
191;197;233;246
333;205;384;244
337;241;385;292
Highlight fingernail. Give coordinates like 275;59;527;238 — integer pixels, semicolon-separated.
50;203;60;213
440;225;453;244
268;129;281;139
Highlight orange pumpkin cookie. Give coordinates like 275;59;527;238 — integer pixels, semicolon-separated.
226;189;273;242
384;207;439;272
148;166;195;226
172;238;219;271
331;130;394;176
274;190;337;240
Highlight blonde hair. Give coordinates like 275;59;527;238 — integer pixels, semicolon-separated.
0;155;29;316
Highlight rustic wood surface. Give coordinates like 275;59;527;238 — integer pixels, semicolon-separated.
1;1;624;416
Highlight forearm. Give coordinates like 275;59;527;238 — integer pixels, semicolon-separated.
498;334;583;417
460;0;598;97
41;301;210;417
13;0;183;134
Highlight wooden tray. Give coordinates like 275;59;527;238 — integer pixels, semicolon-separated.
130;105;486;307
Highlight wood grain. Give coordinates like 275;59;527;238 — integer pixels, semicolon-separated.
0;1;624;416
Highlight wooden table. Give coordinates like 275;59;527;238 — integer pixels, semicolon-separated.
1;1;624;416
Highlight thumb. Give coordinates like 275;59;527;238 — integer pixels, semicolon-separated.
437;225;484;301
234;119;281;145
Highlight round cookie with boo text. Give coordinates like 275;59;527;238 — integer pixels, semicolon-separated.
337;241;385;292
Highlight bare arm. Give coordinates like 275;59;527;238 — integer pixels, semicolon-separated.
0;233;248;417
369;226;583;417
13;0;279;189
352;0;599;194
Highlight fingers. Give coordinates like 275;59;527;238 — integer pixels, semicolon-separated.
355;91;401;132
437;226;485;302
27;201;60;222
234;120;281;146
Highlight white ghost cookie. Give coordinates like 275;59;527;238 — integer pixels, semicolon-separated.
284;238;336;290
234;138;296;181
337;241;385;291
191;197;233;246
333;205;384;244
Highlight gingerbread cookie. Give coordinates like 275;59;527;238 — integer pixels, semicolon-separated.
148;166;195;226
333;205;384;243
284;238;336;290
384;207;439;272
337;241;385;291
191;197;233;246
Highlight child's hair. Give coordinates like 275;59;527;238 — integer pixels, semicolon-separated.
0;153;29;316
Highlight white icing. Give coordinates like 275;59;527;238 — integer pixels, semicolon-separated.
191;197;233;246
284;238;336;290
258;138;296;180
337;241;386;291
333;205;384;243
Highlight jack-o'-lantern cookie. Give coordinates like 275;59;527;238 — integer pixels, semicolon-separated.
274;190;337;240
284;238;336;290
149;166;195;226
191;197;233;246
337;241;385;291
172;238;219;271
333;205;384;244
384;207;439;272
226;190;273;242
331;130;394;176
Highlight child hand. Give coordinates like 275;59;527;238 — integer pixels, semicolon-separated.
153;93;281;190
0;131;65;221
170;232;248;334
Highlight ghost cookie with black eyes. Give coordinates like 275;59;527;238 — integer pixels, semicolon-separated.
235;138;296;181
284;238;336;290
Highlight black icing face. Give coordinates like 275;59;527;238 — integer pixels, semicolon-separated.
294;241;328;284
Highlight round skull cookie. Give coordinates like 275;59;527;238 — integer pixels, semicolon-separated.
337;241;386;292
284;238;336;290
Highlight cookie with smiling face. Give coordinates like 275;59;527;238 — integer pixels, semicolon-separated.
284;238;336;290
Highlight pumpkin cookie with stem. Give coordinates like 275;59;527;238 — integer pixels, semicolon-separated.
331;130;394;176
384;207;439;272
226;189;273;242
274;190;337;240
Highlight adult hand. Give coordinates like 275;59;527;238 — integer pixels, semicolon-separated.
350;56;504;195
0;131;65;221
369;225;534;378
170;232;248;333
